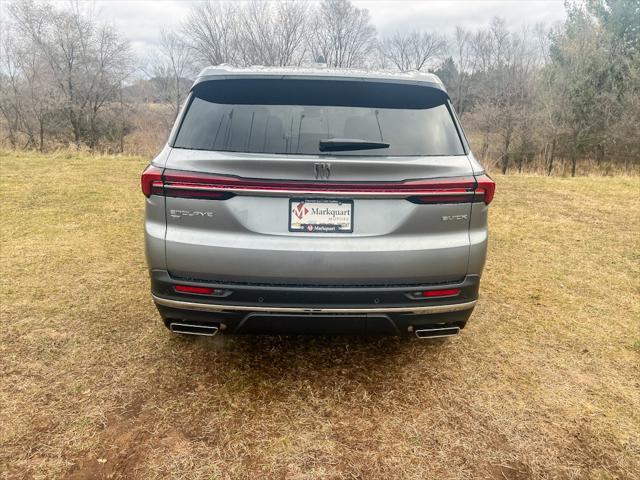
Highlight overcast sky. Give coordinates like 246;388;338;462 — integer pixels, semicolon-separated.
8;1;568;57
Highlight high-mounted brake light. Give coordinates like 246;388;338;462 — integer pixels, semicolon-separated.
141;165;163;197
474;174;496;205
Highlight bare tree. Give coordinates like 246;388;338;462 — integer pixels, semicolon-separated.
7;0;134;149
235;1;277;66
310;0;377;68
150;29;195;117
379;31;447;72
182;1;238;66
1;8;58;150
534;24;562;175
484;22;539;173
0;33;23;148
182;1;310;68
273;0;310;66
83;23;134;148
442;18;544;173
13;34;58;150
450;26;475;115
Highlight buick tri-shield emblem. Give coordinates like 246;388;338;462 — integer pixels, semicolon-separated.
314;162;331;179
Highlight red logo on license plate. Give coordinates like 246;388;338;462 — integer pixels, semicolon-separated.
293;202;308;219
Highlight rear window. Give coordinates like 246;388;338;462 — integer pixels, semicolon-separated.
173;79;465;156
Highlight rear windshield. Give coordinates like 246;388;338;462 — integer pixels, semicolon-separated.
173;79;465;156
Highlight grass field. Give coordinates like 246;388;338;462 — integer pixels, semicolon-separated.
1;151;639;479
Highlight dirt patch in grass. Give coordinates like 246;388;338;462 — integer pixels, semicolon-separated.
1;151;639;479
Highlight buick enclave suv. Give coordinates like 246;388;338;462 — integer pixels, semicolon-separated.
142;66;494;338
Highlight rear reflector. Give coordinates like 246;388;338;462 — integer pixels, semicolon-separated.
421;288;461;298
174;285;215;295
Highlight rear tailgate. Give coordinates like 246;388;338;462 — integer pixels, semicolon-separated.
162;150;475;285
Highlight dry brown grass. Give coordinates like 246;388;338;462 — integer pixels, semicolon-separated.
1;151;639;479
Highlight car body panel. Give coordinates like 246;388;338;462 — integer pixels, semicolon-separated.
162;150;475;283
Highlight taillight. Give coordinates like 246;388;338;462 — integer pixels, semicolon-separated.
142;168;493;204
160;171;477;201
404;177;476;204
141;165;163;197
162;170;236;200
474;174;495;205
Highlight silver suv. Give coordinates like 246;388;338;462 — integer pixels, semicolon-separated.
142;67;494;339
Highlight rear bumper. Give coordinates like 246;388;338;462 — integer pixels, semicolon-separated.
150;270;479;335
153;294;476;315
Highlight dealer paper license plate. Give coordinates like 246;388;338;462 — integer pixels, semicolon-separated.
289;199;353;233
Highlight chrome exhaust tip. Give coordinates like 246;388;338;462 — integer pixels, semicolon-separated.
414;326;460;339
169;322;219;336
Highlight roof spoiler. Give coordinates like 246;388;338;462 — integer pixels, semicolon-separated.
191;66;448;97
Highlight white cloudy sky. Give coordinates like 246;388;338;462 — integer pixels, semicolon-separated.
6;1;568;56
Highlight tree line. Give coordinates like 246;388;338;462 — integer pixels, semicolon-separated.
1;0;638;175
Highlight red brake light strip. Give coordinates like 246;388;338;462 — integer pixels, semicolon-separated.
142;167;494;204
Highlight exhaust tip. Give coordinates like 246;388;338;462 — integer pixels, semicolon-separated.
169;322;219;336
414;326;460;339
